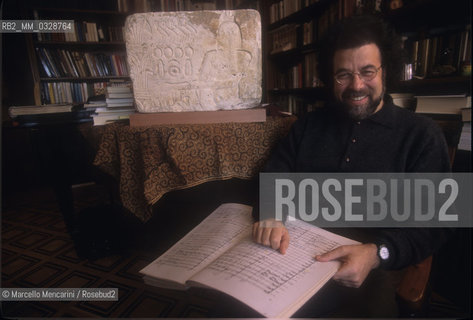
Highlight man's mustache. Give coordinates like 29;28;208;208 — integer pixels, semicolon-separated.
342;90;370;99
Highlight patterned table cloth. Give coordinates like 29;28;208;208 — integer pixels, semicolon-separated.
93;116;296;221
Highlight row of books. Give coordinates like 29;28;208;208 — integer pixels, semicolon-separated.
118;0;198;12
37;47;129;78
302;20;315;46
269;54;323;90
405;26;471;79
155;0;218;11
36;23;124;43
41;81;107;104
269;1;349;54
269;0;305;24
269;24;298;54
304;52;323;88
314;0;341;43
119;0;252;12
33;9;124;43
269;0;376;25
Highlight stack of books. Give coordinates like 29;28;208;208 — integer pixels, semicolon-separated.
92;83;135;125
105;85;134;107
415;94;470;114
8;104;73;117
8;104;95;126
83;98;107;110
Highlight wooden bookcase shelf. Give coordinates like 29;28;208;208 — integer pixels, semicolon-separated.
25;7;129;105
31;8;129;15
267;0;332;31
391;76;471;95
34;41;126;46
38;76;130;82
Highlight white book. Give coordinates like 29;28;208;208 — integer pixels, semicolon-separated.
92;22;99;42
106;97;134;103
415;94;470;114
84;102;107;108
92;113;131;125
106;92;134;99
140;203;358;318
106;86;132;93
106;102;134;108
94;107;135;114
9;104;73;117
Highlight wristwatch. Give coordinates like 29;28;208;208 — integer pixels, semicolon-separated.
377;244;390;262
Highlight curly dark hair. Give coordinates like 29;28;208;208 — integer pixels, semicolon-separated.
317;14;404;91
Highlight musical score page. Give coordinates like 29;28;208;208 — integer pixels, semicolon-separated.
140;203;253;288
188;219;359;318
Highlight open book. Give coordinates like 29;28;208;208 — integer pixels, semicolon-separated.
140;203;358;318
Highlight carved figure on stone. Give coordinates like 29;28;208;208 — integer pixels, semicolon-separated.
125;10;262;112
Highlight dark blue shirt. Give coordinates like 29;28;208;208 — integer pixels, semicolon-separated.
264;95;451;173
259;95;451;269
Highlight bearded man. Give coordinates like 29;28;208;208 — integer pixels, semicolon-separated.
252;14;451;317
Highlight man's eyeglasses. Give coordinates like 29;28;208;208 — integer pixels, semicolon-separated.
334;66;382;86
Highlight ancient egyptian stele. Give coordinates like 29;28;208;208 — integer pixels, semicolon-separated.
125;10;262;113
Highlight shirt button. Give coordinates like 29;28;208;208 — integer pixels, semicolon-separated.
352;138;356;143
346;157;350;162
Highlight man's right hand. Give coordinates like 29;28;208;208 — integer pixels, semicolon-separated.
252;219;290;254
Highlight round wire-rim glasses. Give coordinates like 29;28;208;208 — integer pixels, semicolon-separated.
334;66;382;86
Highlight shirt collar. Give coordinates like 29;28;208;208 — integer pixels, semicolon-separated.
365;94;396;128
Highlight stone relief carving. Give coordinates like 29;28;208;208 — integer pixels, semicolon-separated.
125;10;262;113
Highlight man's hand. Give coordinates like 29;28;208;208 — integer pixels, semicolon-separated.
315;243;380;288
252;219;289;254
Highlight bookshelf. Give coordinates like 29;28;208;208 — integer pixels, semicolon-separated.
25;7;130;105
262;0;471;115
23;0;261;106
141;0;260;11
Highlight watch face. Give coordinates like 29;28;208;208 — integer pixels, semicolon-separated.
379;246;389;260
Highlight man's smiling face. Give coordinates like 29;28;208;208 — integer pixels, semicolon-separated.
332;43;385;120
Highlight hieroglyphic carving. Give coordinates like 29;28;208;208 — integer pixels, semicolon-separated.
125;10;262;112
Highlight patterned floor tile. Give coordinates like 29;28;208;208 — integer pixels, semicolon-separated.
1;301;57;317
15;262;69;287
9;231;51;249
2;254;41;280
51;270;100;288
120;290;177;317
74;280;134;317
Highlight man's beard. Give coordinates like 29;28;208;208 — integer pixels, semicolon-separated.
336;88;385;121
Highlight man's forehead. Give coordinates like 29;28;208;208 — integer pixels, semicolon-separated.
333;43;382;65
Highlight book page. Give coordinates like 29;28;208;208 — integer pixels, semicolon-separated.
140;203;253;288
189;219;359;318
